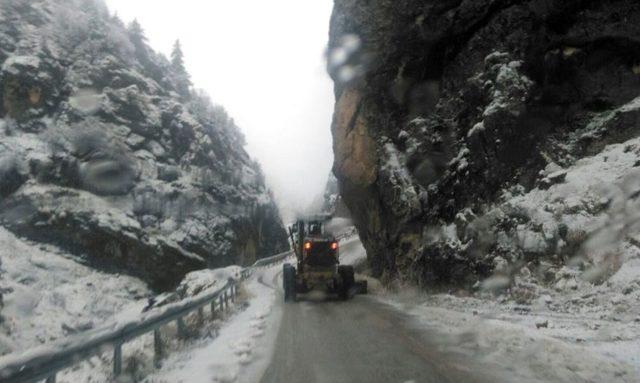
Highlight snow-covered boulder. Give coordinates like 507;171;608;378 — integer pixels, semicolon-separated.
144;266;242;310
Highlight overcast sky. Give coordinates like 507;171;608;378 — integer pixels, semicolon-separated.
104;0;335;220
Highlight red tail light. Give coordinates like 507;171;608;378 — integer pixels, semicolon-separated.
331;242;338;250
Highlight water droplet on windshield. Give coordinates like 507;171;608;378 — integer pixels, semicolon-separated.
328;34;365;84
69;89;102;115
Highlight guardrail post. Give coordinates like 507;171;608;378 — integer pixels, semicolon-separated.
114;343;123;376
211;300;216;318
177;317;187;338
219;295;224;312
224;290;229;309
198;307;204;323
154;329;163;368
45;374;56;383
231;284;236;302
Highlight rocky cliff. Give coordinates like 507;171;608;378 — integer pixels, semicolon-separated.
0;0;289;291
328;1;640;289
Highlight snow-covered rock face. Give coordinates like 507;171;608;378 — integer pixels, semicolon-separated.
329;1;640;288
320;172;351;218
0;0;289;291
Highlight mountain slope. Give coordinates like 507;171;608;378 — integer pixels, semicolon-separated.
0;0;289;292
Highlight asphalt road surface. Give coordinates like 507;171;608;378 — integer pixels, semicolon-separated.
258;241;500;383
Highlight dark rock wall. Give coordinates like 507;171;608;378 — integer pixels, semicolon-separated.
329;0;640;287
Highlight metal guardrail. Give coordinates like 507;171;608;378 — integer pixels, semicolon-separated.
0;250;293;383
251;250;292;268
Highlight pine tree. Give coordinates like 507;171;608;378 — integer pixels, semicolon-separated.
171;40;186;73
125;19;150;74
82;0;107;62
170;39;191;98
127;19;146;45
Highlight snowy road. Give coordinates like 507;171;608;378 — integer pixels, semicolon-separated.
257;240;497;383
259;283;490;383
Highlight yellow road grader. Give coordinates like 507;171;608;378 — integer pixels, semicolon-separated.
283;215;366;302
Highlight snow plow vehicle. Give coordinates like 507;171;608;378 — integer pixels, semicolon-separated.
283;215;367;302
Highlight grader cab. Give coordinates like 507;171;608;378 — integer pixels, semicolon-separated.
283;215;366;302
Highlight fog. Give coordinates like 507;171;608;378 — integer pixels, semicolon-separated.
104;0;335;221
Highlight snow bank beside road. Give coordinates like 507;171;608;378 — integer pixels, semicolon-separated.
0;239;257;383
381;286;640;383
144;266;281;383
54;265;253;382
0;227;150;356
